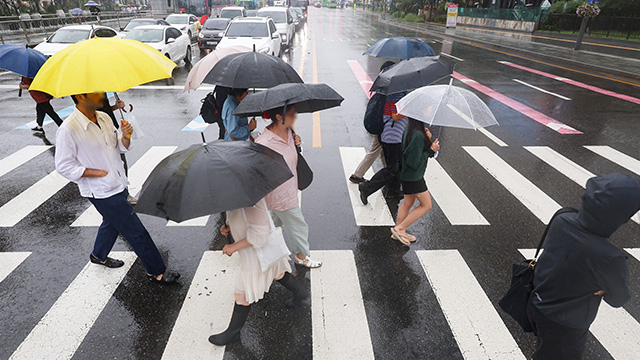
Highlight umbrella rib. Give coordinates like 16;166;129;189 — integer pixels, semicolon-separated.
457;87;477;130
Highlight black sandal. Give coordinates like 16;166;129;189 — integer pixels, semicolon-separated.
90;254;125;268
147;271;180;284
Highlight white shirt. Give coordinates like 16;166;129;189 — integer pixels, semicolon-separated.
55;107;131;199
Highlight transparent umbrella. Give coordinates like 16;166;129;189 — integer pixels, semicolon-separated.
395;82;498;130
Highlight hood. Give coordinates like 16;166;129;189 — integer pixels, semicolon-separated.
218;37;270;50
34;42;71;56
577;173;640;237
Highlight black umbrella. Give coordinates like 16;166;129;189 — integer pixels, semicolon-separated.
135;140;293;222
370;56;455;95
233;83;344;117
202;52;303;89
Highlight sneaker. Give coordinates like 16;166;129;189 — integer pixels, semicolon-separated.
127;194;138;206
31;126;44;132
349;174;366;184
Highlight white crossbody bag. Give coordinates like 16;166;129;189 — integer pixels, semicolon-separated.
242;208;291;273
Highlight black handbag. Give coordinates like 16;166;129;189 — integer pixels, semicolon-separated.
296;145;313;190
498;207;578;332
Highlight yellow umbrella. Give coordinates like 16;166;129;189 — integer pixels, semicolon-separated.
30;37;176;98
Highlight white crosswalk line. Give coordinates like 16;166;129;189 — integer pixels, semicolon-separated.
478;128;508;147
0;171;69;227
585;146;640;175
416;250;525;359
0;146;51;178
0;252;31;283
161;251;236;360
427;160;489;225
71;146;177;227
9;251;136;360
311;250;375;360
519;249;640;360
525;146;640;224
338;147;394;226
464;146;561;224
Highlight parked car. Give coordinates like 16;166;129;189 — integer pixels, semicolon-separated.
198;18;230;54
117;18;170;37
219;6;247;19
126;25;192;65
217;17;281;57
257;6;295;49
165;13;199;40
35;25;117;56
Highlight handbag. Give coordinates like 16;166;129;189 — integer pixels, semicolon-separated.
292;130;313;190
498;207;578;332
242;208;291;273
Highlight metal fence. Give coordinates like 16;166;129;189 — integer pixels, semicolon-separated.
458;7;546;23
539;13;640;40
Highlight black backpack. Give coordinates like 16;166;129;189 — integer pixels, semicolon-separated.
200;91;223;125
363;93;387;135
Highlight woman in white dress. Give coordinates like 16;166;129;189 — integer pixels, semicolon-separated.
208;198;306;346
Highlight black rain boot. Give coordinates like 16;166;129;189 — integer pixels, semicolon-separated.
208;303;251;346
277;272;308;308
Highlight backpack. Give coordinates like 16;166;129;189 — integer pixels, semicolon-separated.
200;91;223;125
363;93;387;135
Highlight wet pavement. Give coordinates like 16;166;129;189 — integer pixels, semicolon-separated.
1;7;640;360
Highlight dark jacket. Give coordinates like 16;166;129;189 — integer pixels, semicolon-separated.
532;173;640;329
400;130;435;182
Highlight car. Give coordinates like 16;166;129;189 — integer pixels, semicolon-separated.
34;25;118;56
291;7;305;28
219;6;246;19
217;17;281;57
126;25;192;66
117;18;170;37
198;18;230;54
165;13;199;40
256;6;295;49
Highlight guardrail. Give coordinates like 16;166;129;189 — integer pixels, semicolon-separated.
458;7;546;23
539;14;640;40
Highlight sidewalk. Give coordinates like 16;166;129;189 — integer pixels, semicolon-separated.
363;11;640;86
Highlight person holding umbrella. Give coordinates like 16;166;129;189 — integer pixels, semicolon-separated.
19;77;64;132
222;88;256;141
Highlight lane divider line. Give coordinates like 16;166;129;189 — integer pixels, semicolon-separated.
512;79;571;101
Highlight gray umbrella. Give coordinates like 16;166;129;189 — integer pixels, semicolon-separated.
233;83;344;117
370;56;455;95
202;52;303;89
135;140;293;222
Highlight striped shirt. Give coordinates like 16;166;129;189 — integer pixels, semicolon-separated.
381;92;408;144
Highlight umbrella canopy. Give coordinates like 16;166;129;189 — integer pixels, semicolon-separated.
234;83;343;117
30;37;176;98
135;140;294;222
0;44;47;78
203;52;303;89
370;56;454;95
183;46;250;91
395;84;498;130
70;8;83;16
84;1;100;6
363;37;436;59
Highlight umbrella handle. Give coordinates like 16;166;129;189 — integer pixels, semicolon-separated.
114;93;131;139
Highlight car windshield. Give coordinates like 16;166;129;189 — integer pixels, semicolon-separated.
225;22;268;37
48;29;90;43
126;29;164;43
220;10;242;19
293;9;302;16
257;10;286;23
165;15;188;24
204;19;228;30
124;20;155;31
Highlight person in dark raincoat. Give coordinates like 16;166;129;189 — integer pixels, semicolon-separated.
527;173;640;360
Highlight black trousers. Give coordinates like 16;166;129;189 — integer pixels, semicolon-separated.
36;101;63;127
360;142;402;195
527;301;589;360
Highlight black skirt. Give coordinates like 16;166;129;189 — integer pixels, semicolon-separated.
402;178;428;195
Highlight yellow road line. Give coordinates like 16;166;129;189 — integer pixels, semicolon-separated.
312;21;321;148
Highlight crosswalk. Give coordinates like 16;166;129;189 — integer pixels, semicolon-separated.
3;248;640;359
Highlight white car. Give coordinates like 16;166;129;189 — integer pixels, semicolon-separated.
165;14;199;40
257;6;295;49
34;25;118;56
126;25;192;65
217;17;281;57
219;6;246;19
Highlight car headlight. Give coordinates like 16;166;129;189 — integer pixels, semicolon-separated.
258;47;270;54
280;33;287;42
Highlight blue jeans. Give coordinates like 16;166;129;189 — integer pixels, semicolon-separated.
88;190;166;276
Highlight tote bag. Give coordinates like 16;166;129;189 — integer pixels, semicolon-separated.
242;208;291;273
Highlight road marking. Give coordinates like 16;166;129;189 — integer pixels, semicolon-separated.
71;146;177;227
525;146;594;187
0;171;69;227
182;115;210;132
338;147;394;226
416;250;525;360
584;146;640;175
464;146;561;224
499;61;640;105
512;79;571;101
310;250;375;359
15;94;113;130
312;23;321;148
298;32;308;77
347;60;373;98
0;146;51;178
427;160;489;225
478;128;508;147
0;252;31;283
520;249;640;360
9;252;136;360
167;216;210;227
161;251;237;360
440;52;464;62
453;72;581;135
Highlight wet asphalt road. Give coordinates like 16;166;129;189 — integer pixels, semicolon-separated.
1;8;640;360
